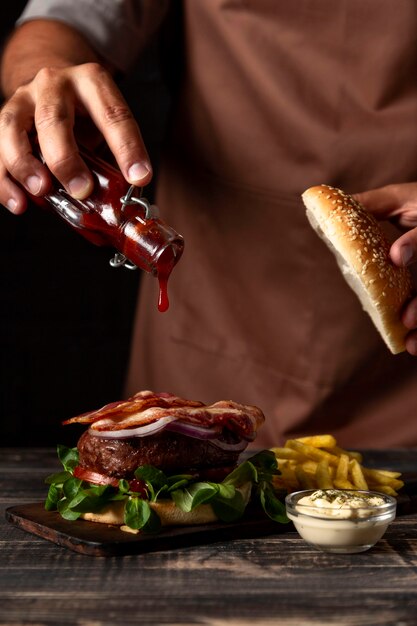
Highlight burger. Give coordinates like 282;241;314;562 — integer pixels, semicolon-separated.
45;390;288;532
302;184;414;354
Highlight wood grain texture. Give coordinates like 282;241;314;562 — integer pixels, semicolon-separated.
5;502;289;557
1;448;417;626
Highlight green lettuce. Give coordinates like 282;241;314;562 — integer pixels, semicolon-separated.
45;445;289;531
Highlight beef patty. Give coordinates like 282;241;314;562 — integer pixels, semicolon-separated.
77;429;241;478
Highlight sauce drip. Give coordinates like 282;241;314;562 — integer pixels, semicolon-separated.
158;273;170;313
155;247;179;313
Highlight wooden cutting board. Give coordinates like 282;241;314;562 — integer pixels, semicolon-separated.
6;472;417;557
5;503;286;557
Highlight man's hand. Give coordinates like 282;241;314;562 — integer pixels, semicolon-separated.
0;21;152;214
354;183;417;355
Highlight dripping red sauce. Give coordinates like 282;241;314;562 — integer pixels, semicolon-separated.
158;274;170;313
155;247;179;313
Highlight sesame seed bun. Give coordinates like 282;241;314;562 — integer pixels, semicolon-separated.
302;184;414;354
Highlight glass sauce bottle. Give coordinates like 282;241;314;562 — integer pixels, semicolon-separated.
31;149;184;312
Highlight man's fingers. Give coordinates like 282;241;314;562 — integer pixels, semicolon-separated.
354;183;417;229
353;185;404;218
389;227;417;267
405;330;417;356
70;63;152;186
0;62;152;208
33;67;94;199
0;165;29;214
0;89;51;197
402;295;417;330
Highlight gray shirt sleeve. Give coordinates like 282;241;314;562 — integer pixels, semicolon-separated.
17;0;170;72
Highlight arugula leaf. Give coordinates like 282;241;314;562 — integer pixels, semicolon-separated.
221;450;289;523
74;486;114;513
250;449;279;472
118;479;130;494
245;451;289;523
57;445;79;472
142;508;162;533
259;482;289;523
166;474;195;492
171;482;219;512
44;470;72;486
134;466;196;501
134;465;167;500
223;460;257;487
62;476;83;500
124;497;161;532
211;488;246;522
124;497;151;529
57;498;82;521
45;483;61;511
222;451;278;489
171;481;247;522
217;483;236;500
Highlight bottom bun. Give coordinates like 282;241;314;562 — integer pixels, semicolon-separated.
81;500;218;528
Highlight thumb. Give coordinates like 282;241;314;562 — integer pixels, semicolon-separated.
352;184;405;220
389;228;417;267
353;184;417;267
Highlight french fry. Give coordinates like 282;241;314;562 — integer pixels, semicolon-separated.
324;445;363;463
296;435;337;449
301;460;319;475
350;459;369;490
363;468;402;484
295;466;316;490
278;464;299;490
315;460;333;489
367;477;404;492
334;478;355;490
335;454;349;483
387;479;404;491
373;468;402;478
269;447;301;460
285;440;339;466
374;485;398;497
271;434;403;497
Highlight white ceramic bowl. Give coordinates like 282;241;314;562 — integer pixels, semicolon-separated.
285;489;397;554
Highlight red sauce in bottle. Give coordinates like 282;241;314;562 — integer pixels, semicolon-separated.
32;149;184;312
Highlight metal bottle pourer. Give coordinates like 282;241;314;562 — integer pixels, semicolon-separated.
109;185;159;271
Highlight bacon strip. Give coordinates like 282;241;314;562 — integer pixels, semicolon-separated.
63;391;265;441
63;390;204;425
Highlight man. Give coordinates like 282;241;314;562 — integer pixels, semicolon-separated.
1;0;417;447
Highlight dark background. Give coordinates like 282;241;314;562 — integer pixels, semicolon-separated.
0;3;171;445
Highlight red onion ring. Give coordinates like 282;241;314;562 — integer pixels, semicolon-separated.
88;417;246;449
208;438;248;452
89;416;178;439
164;420;220;439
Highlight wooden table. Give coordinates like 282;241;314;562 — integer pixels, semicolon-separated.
1;447;417;625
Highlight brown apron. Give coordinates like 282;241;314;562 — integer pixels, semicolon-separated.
126;0;417;448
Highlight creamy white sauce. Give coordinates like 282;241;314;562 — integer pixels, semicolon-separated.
296;489;385;520
287;489;395;552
